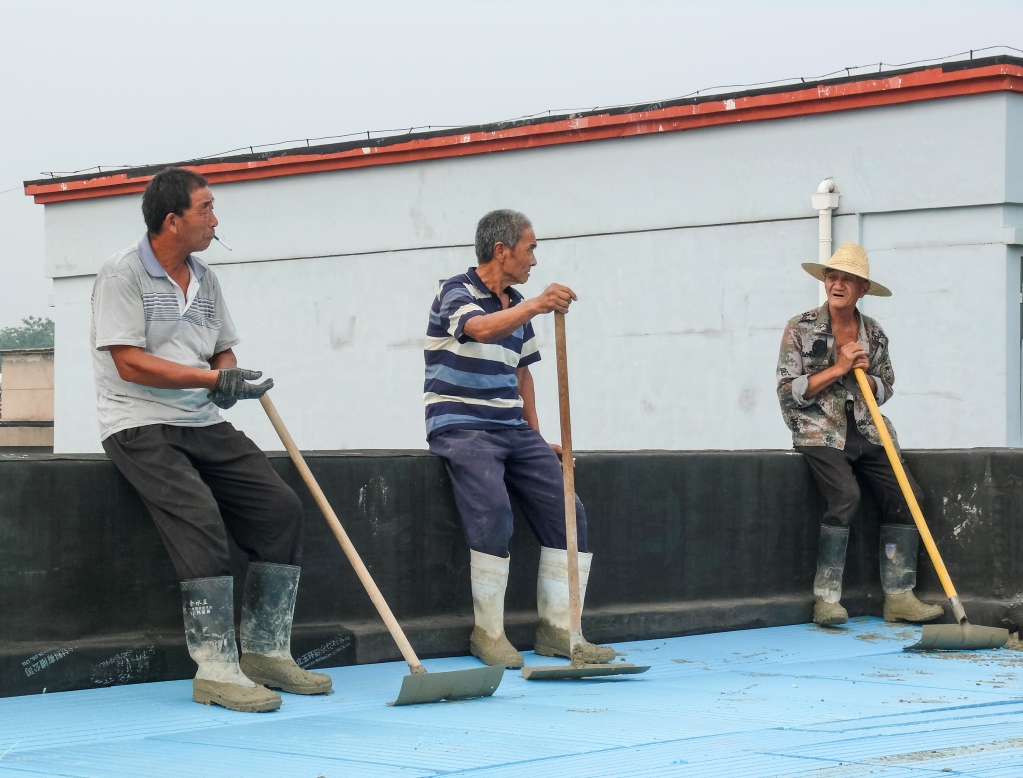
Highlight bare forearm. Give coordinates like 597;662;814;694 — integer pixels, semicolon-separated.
463;302;539;343
209;349;237;370
804;365;844;399
109;346;218;390
805;366;876;399
517;367;540;431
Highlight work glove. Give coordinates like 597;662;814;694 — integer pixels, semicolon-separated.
208;368;273;410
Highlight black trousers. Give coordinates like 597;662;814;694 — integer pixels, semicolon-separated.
103;422;302;580
796;409;921;528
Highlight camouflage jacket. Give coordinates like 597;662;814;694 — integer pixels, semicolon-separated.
776;303;899;449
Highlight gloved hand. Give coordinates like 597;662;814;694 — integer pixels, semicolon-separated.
208;368;273;409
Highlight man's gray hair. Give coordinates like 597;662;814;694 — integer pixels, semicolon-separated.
475;209;532;263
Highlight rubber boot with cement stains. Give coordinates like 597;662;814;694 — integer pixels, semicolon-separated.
534;547;616;663
239;563;333;695
880;524;944;623
181;576;281;712
468;550;524;669
813;525;850;627
1002;599;1023;637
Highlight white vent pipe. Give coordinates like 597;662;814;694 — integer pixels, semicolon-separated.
811;179;841;304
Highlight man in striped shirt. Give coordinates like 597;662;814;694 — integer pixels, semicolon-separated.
425;209;615;668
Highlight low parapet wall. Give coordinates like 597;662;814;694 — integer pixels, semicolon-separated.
2;449;1021;698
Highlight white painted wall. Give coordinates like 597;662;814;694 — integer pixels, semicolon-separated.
46;92;1023;453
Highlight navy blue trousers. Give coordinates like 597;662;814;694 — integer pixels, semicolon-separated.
429;427;588;558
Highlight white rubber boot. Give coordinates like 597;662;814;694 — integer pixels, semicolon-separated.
880;525;944;624
181;576;281;712
534;547;616;663
468;550;523;668
813;525;849;627
239;563;333;695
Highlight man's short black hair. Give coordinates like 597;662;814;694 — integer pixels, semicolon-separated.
141;167;209;234
475;209;532;263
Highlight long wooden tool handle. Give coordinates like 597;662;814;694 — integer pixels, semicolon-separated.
259;394;426;673
554;312;583;642
852;369;963;617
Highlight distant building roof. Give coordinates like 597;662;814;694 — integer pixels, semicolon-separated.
0;348;54;356
24;55;1023;205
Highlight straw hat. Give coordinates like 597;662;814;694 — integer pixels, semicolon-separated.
801;242;891;297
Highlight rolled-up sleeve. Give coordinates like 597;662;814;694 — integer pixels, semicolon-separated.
868;374;887;404
777;321;815;409
790;374;813;407
868;334;895;407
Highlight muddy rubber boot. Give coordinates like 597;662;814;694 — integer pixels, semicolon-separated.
181;576;281;712
880;524;944;623
239;563;333;695
813;525;849;627
468;550;524;669
1002;600;1023;635
534;547;616;663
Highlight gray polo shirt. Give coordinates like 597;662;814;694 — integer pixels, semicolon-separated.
90;235;240;440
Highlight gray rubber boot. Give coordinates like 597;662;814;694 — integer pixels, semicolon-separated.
1003;599;1023;635
239;563;333;695
534;547;616;663
813;525;850;627
880;524;944;623
468;550;524;669
181;576;281;712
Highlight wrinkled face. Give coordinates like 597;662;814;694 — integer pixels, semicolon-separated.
824;269;870;311
501;227;537;285
172;186;219;252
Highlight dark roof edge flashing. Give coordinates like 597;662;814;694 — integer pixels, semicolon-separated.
25;55;1023;188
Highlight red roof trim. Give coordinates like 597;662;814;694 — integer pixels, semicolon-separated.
25;63;1023;204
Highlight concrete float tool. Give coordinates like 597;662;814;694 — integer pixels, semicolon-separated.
260;394;504;705
522;312;651;681
853;368;1008;651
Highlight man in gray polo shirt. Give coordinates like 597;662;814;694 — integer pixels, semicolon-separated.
92;166;331;712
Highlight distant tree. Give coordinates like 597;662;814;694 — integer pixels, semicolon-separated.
0;317;55;364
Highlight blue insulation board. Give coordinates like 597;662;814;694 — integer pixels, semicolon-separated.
0;617;1020;777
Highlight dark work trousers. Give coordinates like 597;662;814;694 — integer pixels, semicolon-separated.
796;404;922;528
429;427;588;558
102;422;303;580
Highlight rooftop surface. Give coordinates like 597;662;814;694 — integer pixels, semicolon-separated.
0;617;1020;777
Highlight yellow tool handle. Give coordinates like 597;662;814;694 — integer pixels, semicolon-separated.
853;368;959;603
259;393;426;674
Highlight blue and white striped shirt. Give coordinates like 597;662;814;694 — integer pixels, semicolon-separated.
424;268;540;439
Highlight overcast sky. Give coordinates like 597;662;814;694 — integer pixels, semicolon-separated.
1;0;1020;329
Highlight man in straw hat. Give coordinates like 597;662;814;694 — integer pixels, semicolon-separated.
776;242;944;627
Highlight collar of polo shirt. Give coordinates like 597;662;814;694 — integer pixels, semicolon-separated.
466;267;525;305
139;233;208;282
